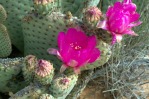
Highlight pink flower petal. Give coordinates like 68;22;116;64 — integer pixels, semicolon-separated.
86;35;97;50
67;60;78;67
65;28;88;44
97;20;107;29
128;21;142;28
88;48;100;63
123;3;136;12
123;0;132;4
47;48;58;55
129;13;140;23
57;32;65;49
123;29;138;36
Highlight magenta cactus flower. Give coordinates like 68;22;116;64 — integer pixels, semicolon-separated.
48;28;100;74
97;0;142;44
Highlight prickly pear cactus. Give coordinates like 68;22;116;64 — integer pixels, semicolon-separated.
0;0;100;53
0;0;33;52
22;10;79;68
0;4;12;57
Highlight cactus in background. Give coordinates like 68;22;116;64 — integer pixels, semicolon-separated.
0;0;33;52
0;4;7;23
0;4;12;57
0;24;12;57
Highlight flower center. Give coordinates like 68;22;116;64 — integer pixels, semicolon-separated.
70;42;82;50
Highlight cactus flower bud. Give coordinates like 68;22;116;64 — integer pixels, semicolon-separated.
33;0;55;14
83;6;102;29
34;59;54;85
83;6;102;24
35;59;53;77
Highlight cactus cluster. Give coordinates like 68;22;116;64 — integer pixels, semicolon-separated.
0;0;113;98
0;55;78;99
0;0;145;99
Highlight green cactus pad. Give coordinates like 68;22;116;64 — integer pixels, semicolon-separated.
49;73;78;98
0;57;23;92
0;0;33;52
0;24;12;57
22;12;78;69
0;4;7;23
